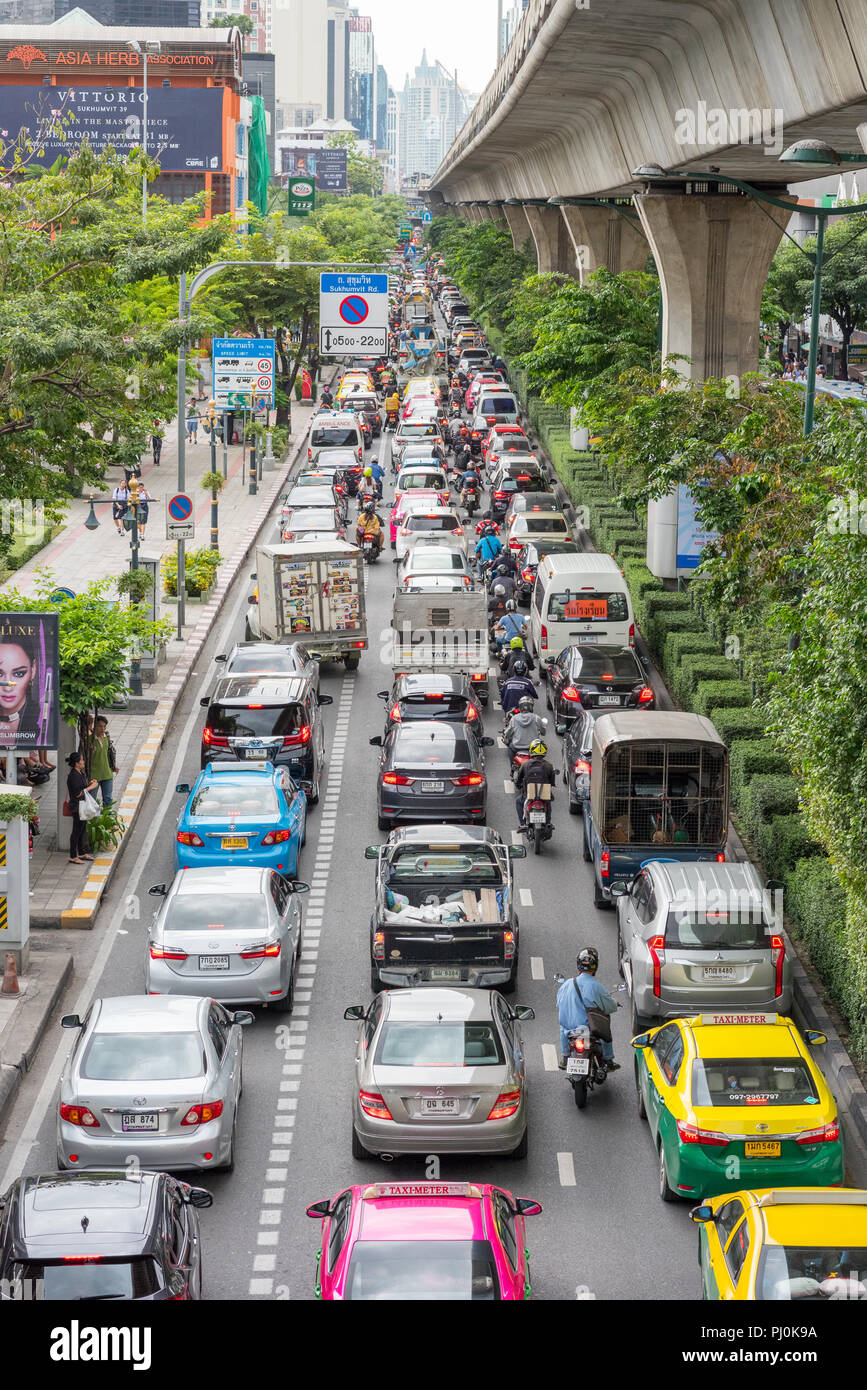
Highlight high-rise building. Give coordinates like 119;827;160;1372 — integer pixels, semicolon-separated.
0;0;199;21
272;0;355;125
502;0;529;53
385;84;400;191
375;61;387;152
398;51;474;183
200;0;272;55
347;12;374;142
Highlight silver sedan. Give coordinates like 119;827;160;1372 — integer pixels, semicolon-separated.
344;987;533;1159
56;996;252;1174
146;866;307;1011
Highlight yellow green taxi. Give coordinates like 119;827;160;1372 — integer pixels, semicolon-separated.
631;1013;843;1202
690;1187;867;1299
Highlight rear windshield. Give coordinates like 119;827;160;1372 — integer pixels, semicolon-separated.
209;704;304;738
517;517;568;534
691;1058;818;1108
395;731;474;763
757;1246;867;1301
15;1258;162;1301
165;895;269;932
388;848;500;880
479;397;517;415
345;1241;499;1301
664;909;770;949
548;591;629;623
375;1022;504;1067
190;783;279;817
406;551;465;571
311;427;359;448
400;424;439;438
81;1032;204;1080
572;650;640;681
407;515;460;532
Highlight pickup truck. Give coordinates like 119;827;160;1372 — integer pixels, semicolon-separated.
391;590;489;704
365;825;526;993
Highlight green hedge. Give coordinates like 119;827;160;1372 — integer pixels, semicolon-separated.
783;857;866;1062
622;560;663;629
707;706;767;746
739;775;801;841
644;593;697;653
672;655;738;705
663;631;721;669
692;679;753;716
729;740;793;804
757;813;822;878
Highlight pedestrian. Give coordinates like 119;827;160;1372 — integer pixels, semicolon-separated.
84;715;118;808
111;482;130;537
151;419;163;466
308;347;320;382
186;401;199;445
137;484;153;541
65;751;96;864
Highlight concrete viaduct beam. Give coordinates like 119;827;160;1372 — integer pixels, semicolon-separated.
559;204;649;283
523;204;579;278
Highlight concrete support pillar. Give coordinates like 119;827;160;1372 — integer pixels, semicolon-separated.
634;189;793;382
475;204;494;222
502;203;531;254
560;204;649;284
523;204;577;276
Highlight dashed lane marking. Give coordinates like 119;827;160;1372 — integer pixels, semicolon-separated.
531;955;544;979
520;888;533;907
542;1043;559;1071
557;1152;577;1186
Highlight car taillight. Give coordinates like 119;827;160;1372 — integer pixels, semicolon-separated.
517;474;530;482
628;622;635;648
373;931;385;961
540;624;548;652
560;686;582;703
261;829;292;845
359;1090;393;1120
240;941;282;958
59;1104;100;1128
466;705;478;721
452;773;483;786
177;831;204;847
600;849;609;879
503;929;515;960
796;1121;840;1145
486;416;497;425
389;703;402;722
463;576;472;586
574;759;591;776
471;673;485;682
771;935;785;998
382;773;415;785
487;1089;521;1120
648;935;665;997
637;686;654;704
716;853;725;863
522;569;534;581
202;728;228;748
493;490;507;500
509;538;523;550
676;1120;728;1147
282;726;311;747
149;943;188;961
181;1101;224;1126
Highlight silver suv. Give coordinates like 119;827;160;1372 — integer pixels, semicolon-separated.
614;860;791;1033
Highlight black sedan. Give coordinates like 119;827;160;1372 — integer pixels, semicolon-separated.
562;708;608;816
545;644;654;728
370;721;494;832
377;674;484;735
489;476;519;521
0;1169;212;1300
515;539;581;604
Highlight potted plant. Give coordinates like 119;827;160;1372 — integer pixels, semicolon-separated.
117;569;154;603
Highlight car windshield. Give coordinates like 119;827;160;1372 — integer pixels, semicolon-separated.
573;650;641;681
376;1022;504;1067
190;783;279;817
517;517;568;534
401;425;439;438
388;849;501;881
208;705;304;738
165;895;269;932
406;551;465;571
311;428;358;448
664;909;769;949
756;1246;867;1301
14;1258;162;1301
394;730;474;763
81;1032;204;1080
345;1241;500;1301
691;1058;818;1107
548;591;629;623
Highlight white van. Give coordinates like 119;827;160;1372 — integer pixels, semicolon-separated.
308;411;364;464
528;553;635;658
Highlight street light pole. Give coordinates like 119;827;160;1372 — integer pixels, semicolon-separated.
127;39;160;227
127;476;142;697
803;216;826;438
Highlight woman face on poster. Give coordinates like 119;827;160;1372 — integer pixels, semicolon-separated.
0;637;38;730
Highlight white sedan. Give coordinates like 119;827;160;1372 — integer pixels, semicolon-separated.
395;505;467;561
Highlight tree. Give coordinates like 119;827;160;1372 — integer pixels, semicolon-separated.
761;237;810;366
209;14;254;41
811;215;867;377
429;217;534;334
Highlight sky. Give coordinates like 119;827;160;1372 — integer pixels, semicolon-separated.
359;0;499;95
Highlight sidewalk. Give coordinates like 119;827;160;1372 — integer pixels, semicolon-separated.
1;385;334;928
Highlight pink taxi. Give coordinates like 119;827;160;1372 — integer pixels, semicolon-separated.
306;1181;542;1300
389;489;448;547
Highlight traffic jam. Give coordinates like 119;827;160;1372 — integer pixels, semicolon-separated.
5;239;866;1310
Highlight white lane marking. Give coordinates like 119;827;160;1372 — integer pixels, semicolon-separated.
253;1255;277;1272
266;1168;289;1182
557;1152;577;1187
249;1278;274;1295
258;1231;279;1246
542;1043;559;1071
510;829;524;845
520;888;533;907
531;955;544;979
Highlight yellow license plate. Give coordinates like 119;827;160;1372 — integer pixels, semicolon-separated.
745;1140;781;1158
221;837;248;850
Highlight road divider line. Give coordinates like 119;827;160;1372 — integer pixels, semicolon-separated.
542;1043;559;1071
531;955;544;979
557;1152;577;1186
520;888;533;907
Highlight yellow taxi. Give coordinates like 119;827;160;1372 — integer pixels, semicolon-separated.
632;1013;844;1202
337;371;374;400
690;1187;867;1299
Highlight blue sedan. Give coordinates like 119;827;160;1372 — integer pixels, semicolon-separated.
174;760;306;874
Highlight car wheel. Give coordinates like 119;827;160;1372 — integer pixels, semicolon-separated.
307;766;321;806
510;1126;529;1160
636;1071;648;1121
377;814;391;832
658;1142;678;1203
631;1001;652;1035
352;1124;373;1160
218;1121;236;1175
345;655;360;672
273;965;295;1014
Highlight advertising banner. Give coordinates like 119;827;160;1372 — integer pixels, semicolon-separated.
0;86;224;172
0;612;60;753
676;483;719;574
287;175;315;216
317;147;348;192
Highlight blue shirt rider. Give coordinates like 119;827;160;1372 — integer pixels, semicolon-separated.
460;467;480;490
556;948;619;1067
475;530;503;565
495;610;526;648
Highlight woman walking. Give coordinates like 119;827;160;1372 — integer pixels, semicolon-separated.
111;482;130;537
137;484;153;541
66;751;96;865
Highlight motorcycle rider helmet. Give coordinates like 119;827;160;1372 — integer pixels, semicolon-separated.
497;563;509;576
505;599;517;612
510;637;524;650
493;583;506;597
362;502;376;517
363;468;373;478
528;738;547;757
512;659;528;676
517;696;535;712
576;946;599;975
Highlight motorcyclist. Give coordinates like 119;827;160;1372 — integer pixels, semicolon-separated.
493;562;515;602
459;461;481;506
487;582;508;621
493;601;526;651
504;696;547;755
512;736;555;828
320;385;334;408
499;635;536;679
369;457;385;500
500;660;538;717
356;501;384;556
474;525;503;570
358;468;377;510
556;947;619;1071
384;387;400;416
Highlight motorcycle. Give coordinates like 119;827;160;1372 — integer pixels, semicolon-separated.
362;536;381;565
385;409;399;430
523;791;554;855
462;483;479;517
357;489;377;512
450;399;463;418
555;976;625;1109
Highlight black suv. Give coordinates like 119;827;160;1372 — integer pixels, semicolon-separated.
200;674;333;802
0;1170;212;1301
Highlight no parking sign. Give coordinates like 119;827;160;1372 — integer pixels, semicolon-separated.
319;272;388;356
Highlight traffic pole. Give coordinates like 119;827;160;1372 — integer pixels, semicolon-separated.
176;270;187;641
249;443;257;496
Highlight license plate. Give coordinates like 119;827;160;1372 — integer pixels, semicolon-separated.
122;1112;159;1132
576;635;597;644
199;955;229;971
597;695;621;706
529;811;546;825
430;967;462;981
567;1057;590;1076
419;1097;459;1114
702;966;735;979
421;781;445;792
221;837;248;850
745;1140;781;1158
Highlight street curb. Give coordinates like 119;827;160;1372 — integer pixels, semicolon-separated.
0;948;73;1126
56;406;325;930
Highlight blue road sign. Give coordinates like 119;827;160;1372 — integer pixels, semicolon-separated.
48;587;76;604
168;493;194;522
320;273;388;296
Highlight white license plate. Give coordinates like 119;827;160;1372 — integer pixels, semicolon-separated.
597;695;621;706
200;955;230;971
122;1112;159;1132
421;781;445;792
529;811;547;825
430;967;462;981
576;635;597;644
702;966;736;979
567;1058;590;1077
419;1097;459;1114
241;747;264;758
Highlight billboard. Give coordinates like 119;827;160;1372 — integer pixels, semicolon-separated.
0;612;60;753
676;482;719;574
287;175;315;216
317;147;348;192
0;86;224;172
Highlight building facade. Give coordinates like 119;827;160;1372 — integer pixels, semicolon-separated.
243;48;274;170
200;0;272;55
347;12;373;142
398;51;474;183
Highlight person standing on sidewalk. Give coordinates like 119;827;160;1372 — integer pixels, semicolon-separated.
66;751;96;864
84;715;118;808
186;400;199;445
137;484;153;542
111;482;130;537
151;419;163;466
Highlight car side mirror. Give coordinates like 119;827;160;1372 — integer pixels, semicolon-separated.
250;572;257;581
481;736;495;747
369;735;383;747
512;1006;535;1022
610;883;627;898
291;881;310;895
690;1204;714;1224
61;1015;83;1029
631;1033;650;1049
186;1187;214;1209
306;1200;332;1220
175;783;191;794
247;595;257;605
231;1011;255;1027
148;884;168;897
199;696;210;707
764;878;785;893
513;1198;542;1217
508;845;526;859
343;1005;366;1021
377;691;390;700
318;694;334;707
364;845;381;859
804;1029;827;1046
215;654;227;663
